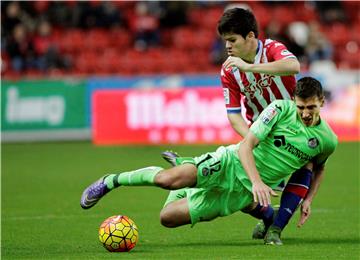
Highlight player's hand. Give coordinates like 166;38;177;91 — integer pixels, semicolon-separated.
297;199;311;228
223;56;251;72
252;180;278;207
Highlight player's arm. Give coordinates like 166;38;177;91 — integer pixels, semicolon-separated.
227;113;249;138
238;131;277;207
297;164;325;227
223;57;300;76
221;68;249;137
224;40;300;76
298;136;338;227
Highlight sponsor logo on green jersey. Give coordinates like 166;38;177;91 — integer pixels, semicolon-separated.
274;135;313;161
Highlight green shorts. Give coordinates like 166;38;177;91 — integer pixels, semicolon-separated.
163;146;254;226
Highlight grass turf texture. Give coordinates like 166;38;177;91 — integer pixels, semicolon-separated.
2;142;359;259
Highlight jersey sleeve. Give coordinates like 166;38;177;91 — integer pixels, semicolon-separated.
221;66;242;114
313;133;338;168
266;40;297;62
250;100;287;141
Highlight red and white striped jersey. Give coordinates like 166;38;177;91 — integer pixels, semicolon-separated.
221;39;297;123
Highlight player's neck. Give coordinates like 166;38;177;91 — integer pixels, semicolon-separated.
243;39;259;63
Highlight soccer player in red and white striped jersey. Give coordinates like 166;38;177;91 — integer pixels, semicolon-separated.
218;8;300;137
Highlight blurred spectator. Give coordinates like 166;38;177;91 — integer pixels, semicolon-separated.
99;2;125;28
305;22;333;64
2;1;35;39
75;1;125;29
47;1;82;28
33;20;71;72
286;22;309;64
265;20;306;63
287;22;309;50
210;35;227;66
2;1;22;38
131;2;160;51
315;1;346;24
6;23;36;72
159;2;189;28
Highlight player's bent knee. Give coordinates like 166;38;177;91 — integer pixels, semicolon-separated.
155;166;194;190
159;208;179;228
241;202;258;213
154;171;176;189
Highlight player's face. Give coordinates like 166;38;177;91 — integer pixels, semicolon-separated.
295;96;324;127
222;33;253;59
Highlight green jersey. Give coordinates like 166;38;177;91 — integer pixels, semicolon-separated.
234;99;338;190
164;99;338;225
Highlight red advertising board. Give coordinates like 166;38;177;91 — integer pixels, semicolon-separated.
92;87;240;145
92;86;359;145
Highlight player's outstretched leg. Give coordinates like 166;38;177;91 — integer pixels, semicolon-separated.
81;165;197;210
161;151;180;167
80;166;163;209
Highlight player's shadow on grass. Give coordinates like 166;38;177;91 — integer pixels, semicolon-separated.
284;237;360;245
148;237;360;249
161;240;261;248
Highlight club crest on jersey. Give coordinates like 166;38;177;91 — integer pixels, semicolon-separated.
262;107;277;124
281;49;292;56
308;137;319;148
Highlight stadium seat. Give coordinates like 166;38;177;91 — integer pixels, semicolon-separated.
84;29;111;52
109;28;132;50
97;48;123;74
59;29;85;54
173;27;194;50
272;6;296;27
324;23;350;47
75;51;99;74
251;5;271;31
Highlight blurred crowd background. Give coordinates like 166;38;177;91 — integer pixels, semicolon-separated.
1;1;359;78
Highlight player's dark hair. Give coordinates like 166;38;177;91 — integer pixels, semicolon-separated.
295;77;324;99
217;8;259;38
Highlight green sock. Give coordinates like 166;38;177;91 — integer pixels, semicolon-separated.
104;166;163;190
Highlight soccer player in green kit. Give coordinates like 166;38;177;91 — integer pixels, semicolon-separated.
81;77;337;245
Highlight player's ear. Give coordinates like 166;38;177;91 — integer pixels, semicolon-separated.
320;96;325;107
246;31;255;40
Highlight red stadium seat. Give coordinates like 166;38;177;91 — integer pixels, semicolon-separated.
324;23;351;47
75;51;99;74
58;29;85;54
337;48;360;69
84;29;111;52
109;28;132;50
97;48;123;74
294;2;318;22
251;5;271;31
272;6;296;27
173;27;194;50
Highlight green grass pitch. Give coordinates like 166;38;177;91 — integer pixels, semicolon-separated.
2;142;359;259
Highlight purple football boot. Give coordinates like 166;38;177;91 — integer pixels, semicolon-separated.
161;150;180;167
80;175;110;209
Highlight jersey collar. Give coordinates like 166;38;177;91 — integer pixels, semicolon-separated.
254;40;263;64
